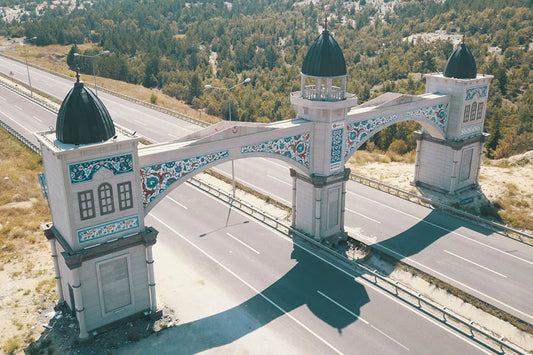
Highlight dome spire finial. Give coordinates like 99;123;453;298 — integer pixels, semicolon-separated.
75;66;80;83
324;17;328;33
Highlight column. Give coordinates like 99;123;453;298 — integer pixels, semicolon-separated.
146;245;157;313
71;268;89;339
48;239;64;303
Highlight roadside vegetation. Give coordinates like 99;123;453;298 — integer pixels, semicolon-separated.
0;128;55;354
0;0;531;160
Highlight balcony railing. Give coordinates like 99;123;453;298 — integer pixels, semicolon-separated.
302;85;345;101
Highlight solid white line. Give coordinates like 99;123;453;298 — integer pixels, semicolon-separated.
317;290;369;324
0;110;34;133
167;197;188;210
376;244;532;321
266;174;291;186
32;115;42;122
151;215;344;355
348;190;533;266
294;242;492;354
259;157;290;170
443;250;508;278
370;325;410;352
345;208;381;224
156;185;492;354
226;232;260;255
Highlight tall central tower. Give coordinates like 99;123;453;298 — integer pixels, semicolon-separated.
290;27;358;243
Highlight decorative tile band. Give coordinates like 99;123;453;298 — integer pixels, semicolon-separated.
345;114;398;157
141;150;229;208
241;133;311;169
69;154;134;184
405;102;449;132
465;85;488;101
461;123;482;137
330;128;343;170
78;216;139;243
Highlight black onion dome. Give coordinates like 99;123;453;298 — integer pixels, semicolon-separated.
443;42;477;79
302;29;347;77
56;80;115;144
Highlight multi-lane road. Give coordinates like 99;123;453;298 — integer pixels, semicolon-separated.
1;54;531;352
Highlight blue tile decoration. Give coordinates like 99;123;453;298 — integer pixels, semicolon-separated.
78;216;139;243
345;114;398;157
405;103;449;132
69;154;134;184
241;133;311;169
330;128;343;170
465;85;488;101
141;150;229;208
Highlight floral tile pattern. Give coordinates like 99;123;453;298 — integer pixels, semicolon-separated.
241;133;311;169
465;85;488;101
69;154;134;184
461;123;482;137
140;150;229;208
405;102;449;132
330;128;343;170
345;114;398;158
78;216;139;243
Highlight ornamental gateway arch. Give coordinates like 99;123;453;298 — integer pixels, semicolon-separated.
36;29;491;338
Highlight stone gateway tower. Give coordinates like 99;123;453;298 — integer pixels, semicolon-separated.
415;41;493;194
36;75;158;339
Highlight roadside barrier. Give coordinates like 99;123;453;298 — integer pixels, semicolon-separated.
349;173;533;245
1;74;529;353
189;175;529;355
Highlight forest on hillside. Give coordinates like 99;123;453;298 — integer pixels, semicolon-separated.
1;0;532;158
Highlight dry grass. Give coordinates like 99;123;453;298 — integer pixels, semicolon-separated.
0;127;56;352
2;39;221;125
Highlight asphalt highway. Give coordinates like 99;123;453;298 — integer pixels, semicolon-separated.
0;54;532;335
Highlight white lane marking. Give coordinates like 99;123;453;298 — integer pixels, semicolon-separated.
0;110;33;133
293;241;493;354
226;232;260;255
134;119;147;126
32;115;42;123
267;174;291;186
317;290;369;324
151;215;343;355
14;105;22;111
348;190;533;266
345;208;381;224
376;244;532;321
168;133;181;139
443;250;508;278
0;95;6;101
259;158;290;170
157;188;492;354
168;197;188;210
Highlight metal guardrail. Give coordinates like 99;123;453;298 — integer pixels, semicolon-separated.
188;175;528;355
0;66;528;353
0;52;210;128
2;50;531;243
349;173;533;244
0;117;40;153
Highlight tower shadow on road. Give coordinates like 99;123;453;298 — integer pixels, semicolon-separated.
122;244;369;354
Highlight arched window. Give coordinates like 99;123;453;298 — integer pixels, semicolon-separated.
476;102;484;120
470;102;477;121
98;183;115;215
463;105;470;123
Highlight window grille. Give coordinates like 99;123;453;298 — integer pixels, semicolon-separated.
78;190;95;220
117;181;133;211
98;183;115;215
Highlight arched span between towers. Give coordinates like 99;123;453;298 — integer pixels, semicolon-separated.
138;91;450;215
